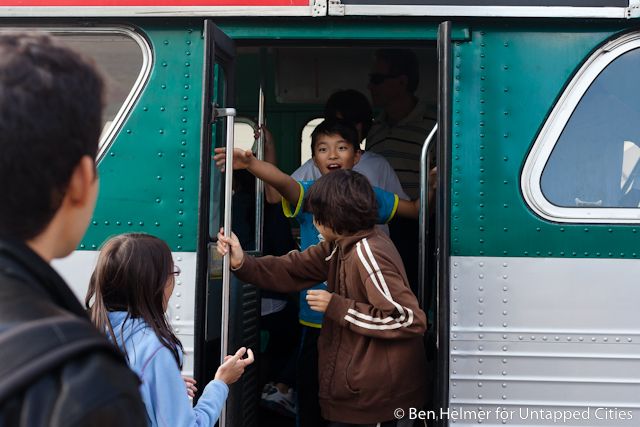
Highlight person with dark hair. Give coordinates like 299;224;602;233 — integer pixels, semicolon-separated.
214;119;419;427
366;48;437;297
217;170;427;427
86;233;254;427
292;89;409;208
367;48;435;198
0;33;148;425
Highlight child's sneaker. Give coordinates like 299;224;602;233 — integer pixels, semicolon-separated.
260;386;296;418
261;382;277;400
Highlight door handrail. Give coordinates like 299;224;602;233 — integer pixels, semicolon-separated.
418;123;437;306
215;107;236;367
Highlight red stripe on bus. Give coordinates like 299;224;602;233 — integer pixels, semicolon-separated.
0;0;308;6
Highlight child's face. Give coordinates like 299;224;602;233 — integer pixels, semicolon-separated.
163;265;177;312
313;218;340;242
312;133;361;176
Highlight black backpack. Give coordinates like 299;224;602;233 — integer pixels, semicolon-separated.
0;316;147;427
0;316;120;403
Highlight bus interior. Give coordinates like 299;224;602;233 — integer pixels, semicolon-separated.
210;37;440;425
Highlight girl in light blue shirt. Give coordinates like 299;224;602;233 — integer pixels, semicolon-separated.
86;233;254;427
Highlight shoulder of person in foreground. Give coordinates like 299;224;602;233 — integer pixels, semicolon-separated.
60;351;149;426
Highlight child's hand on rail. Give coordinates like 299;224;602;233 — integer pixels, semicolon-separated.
216;228;245;270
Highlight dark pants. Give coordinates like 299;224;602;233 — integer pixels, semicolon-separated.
261;301;300;387
296;326;327;427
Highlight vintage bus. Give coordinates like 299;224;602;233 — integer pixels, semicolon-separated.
3;0;639;425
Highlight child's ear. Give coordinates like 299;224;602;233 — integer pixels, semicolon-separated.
353;149;362;166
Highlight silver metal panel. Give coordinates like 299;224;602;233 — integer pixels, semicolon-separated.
340;5;629;17
449;256;640;426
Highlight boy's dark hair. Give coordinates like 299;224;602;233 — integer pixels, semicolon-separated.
310;119;360;155
0;33;104;240
305;170;378;235
86;233;184;369
324;89;373;138
375;48;420;93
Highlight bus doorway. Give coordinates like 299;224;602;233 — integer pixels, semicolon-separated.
199;22;445;426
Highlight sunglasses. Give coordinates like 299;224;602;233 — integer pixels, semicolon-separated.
369;73;400;85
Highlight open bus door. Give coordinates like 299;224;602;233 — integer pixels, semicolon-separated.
434;20;452;426
194;20;260;427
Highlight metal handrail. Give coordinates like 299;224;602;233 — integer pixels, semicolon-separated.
217;107;236;368
254;85;265;254
418;123;438;306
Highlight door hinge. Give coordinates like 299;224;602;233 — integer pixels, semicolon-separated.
627;0;640;18
328;0;345;16
311;0;327;17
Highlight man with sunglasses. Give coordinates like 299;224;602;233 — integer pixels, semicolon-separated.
366;48;436;296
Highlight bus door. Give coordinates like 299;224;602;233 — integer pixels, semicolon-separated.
434;20;452;426
194;20;260;427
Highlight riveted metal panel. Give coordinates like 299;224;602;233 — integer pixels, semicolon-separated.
449;256;640;425
450;24;640;259
82;23;204;252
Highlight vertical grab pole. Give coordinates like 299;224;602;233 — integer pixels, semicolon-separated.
254;85;265;253
218;108;236;427
418;124;438;306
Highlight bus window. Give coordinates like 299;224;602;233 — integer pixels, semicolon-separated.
524;33;640;222
300;117;323;165
235;119;256;152
59;32;149;154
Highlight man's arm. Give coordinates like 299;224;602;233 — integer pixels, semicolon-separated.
395;198;420;219
257;126;284;204
213;147;300;206
389;166;436;220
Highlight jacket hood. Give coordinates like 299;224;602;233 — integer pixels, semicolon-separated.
333;228;380;258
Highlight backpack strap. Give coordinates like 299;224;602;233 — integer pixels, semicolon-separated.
0;316;122;403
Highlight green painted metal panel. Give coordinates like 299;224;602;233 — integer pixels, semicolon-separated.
217;19;469;41
451;24;640;259
82;23;204;252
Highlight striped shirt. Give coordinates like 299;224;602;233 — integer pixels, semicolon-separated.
366;102;436;199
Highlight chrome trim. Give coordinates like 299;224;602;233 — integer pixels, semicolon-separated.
340;4;628;18
0;26;152;162
418;123;437;305
522;32;640;223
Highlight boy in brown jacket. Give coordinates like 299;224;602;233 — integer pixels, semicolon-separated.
217;169;427;427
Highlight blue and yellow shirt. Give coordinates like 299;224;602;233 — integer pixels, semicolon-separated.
282;180;399;327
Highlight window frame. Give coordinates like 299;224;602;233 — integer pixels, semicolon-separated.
522;31;640;223
0;25;153;161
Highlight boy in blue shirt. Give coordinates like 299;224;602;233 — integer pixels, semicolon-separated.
214;119;419;426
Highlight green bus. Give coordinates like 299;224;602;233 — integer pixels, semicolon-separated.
5;1;640;425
